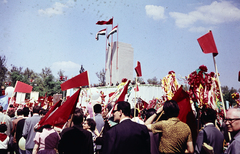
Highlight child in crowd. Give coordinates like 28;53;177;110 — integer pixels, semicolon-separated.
0;123;9;154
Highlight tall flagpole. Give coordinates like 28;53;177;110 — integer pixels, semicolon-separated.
116;24;119;69
134;75;137;121
212;53;231;141
110;17;114;85
105;27;108;72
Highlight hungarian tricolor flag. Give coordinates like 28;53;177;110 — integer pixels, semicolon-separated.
95;28;107;40
135;61;142;77
197;30;218;57
35;89;81;129
96;18;113;25
14;81;32;93
61;71;89;91
107;25;118;39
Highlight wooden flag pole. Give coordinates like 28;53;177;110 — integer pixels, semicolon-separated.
213;55;226;117
212;54;231;140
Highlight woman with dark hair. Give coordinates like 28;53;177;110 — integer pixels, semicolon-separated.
0;124;9;154
83;118;99;153
32;125;60;154
145;100;194;153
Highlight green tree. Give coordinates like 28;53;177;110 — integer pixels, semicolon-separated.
0;55;8;86
147;77;160;85
96;68;106;86
221;86;238;107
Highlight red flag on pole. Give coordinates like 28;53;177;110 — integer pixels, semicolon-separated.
35;89;80;129
61;71;89;91
14;81;32;93
116;80;130;103
134;84;139;92
135;61;142;77
197;30;218;57
96;18;113;25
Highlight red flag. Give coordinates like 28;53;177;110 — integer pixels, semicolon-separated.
109;92;115;98
61;71;89;91
14;81;32;93
135;61;142;77
134;84;139;92
35;89;80;129
96;18;113;25
116;80;130;103
197;30;218;57
238;71;240;82
172;86;197;143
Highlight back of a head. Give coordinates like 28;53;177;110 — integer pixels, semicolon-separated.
117;101;131;117
17;109;23;116
22;107;30;117
0;124;7;133
72;108;84;125
163;100;179;118
93;104;102;113
130;108;139;117
33;106;41;114
201;108;217;124
145;108;156;120
86;118;96;131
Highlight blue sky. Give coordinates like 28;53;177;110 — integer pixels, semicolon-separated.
1;0;240;89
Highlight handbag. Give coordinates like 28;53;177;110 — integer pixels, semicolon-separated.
202;129;214;154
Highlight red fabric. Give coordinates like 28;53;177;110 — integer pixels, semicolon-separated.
172;86;197;143
116;80;130;103
135;61;142;77
0;133;7;142
109;92;115;97
61;71;89;91
96;18;113;25
197;30;218;57
134;85;139;92
35;89;80;129
14;81;32;93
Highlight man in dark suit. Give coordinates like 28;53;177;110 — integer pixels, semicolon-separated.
194;108;224;154
102;101;150;154
58;108;93;154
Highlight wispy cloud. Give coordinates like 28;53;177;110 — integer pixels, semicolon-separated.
51;61;80;77
145;5;166;20
38;0;74;16
2;0;7;4
169;1;240;32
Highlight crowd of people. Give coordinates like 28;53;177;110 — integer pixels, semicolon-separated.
0;100;239;154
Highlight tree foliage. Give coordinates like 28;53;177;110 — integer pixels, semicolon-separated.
96;68;106;86
147;77;160;85
0;56;8;86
